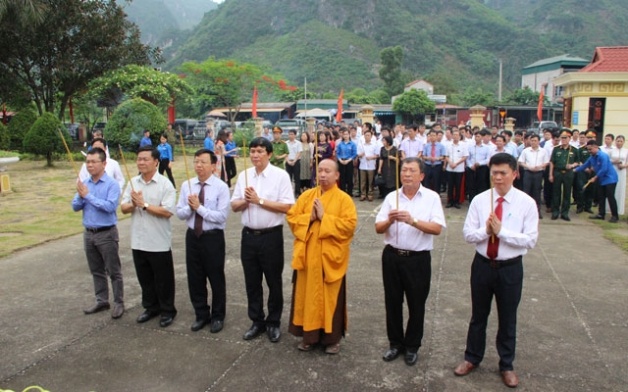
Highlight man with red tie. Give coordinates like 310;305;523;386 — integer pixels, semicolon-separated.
454;153;539;388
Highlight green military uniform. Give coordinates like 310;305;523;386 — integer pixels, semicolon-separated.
550;145;580;219
270;140;289;168
575;145;595;213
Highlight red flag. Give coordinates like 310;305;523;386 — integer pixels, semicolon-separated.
168;97;175;124
336;89;344;123
537;84;546;122
69;97;74;124
252;87;258;118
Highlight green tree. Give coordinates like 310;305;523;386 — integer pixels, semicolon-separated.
457;88;495;107
88;65;193;109
379;46;405;97
0;0;158;119
105;99;167;152
179;58;292;123
392;89;436;122
278;88;316;102
0;0;46;23
505;87;539;105
22;112;69;166
7;108;37;151
0;122;9;150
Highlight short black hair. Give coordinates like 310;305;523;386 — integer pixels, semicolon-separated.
586;139;599;146
249;137;273;154
402;157;425;174
489;152;517;171
138;146;160;160
87;147;106;162
90;137;106;147
194;148;217;164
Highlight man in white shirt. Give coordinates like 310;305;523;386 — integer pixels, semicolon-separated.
454;153;539;388
357;129;379;201
285;129;303;197
518;133;548;218
375;157;446;367
399;124;423;160
445;129;468;208
79;138;125;191
230;137;295;343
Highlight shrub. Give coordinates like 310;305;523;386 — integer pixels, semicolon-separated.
0;123;9;150
22;112;71;166
7;109;38;151
105;98;167;151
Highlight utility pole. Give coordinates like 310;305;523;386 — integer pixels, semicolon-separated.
498;58;503;102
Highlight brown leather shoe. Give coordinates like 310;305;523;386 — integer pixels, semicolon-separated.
453;360;477;376
501;370;519;388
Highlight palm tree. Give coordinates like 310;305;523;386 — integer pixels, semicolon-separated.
0;0;46;23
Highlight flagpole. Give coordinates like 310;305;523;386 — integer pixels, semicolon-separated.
304;77;308;119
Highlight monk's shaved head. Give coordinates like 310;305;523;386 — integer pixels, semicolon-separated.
317;159;340;190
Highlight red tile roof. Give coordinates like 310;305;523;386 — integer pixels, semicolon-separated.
580;46;628;72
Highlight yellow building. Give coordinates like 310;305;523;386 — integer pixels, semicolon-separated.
554;46;628;140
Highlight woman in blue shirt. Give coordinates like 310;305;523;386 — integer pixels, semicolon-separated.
157;134;176;188
204;129;215;152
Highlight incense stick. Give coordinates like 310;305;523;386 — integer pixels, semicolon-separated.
118;144;135;192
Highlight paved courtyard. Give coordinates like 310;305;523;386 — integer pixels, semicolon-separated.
1;199;627;391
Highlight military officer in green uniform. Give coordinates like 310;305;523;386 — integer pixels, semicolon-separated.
549;129;580;221
270;126;289;168
575;131;596;214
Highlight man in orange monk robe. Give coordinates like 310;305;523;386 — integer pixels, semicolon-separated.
287;159;357;354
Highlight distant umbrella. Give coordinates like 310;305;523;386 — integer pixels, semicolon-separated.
208;110;227;118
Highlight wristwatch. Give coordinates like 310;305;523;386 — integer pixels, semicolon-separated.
259;199;265;206
143;202;149;211
412;218;418;227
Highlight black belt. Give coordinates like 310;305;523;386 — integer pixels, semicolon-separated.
476;252;522;268
85;225;115;233
243;225;283;236
555;169;572;174
424;162;442;166
187;228;223;235
385;245;429;258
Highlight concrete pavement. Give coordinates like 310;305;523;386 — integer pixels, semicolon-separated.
1;198;627;391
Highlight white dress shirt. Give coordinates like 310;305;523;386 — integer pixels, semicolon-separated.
176;175;230;231
376;185;446;251
518;147;549;171
446;142;469;173
230;163;295;229
399;137;424;159
463;187;538;260
286;139;303;161
358;141;379;170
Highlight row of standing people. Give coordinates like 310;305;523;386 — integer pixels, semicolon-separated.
72;134;536;387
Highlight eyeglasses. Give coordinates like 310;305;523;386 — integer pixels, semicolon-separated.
560;136;569;139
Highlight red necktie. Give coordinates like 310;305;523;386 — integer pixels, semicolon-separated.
431;143;436;158
194;183;206;237
486;197;504;259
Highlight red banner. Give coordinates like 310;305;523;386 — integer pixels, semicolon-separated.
336;89;344;123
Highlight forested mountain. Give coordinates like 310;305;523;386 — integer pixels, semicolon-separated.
156;0;628;96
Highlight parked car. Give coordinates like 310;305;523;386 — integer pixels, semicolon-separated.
189;120;208;140
527;121;558;134
173;119;198;139
274;119;306;139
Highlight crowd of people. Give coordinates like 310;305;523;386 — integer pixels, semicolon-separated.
70;120;625;389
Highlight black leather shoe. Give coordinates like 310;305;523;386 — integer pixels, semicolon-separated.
589;214;605;220
382;347;403;362
159;315;175;328
136;310;159;323
576;208;584;214
404;351;418;366
584;209;594;214
609;216;619;223
561;216;571;221
267;326;281;343
210;319;224;333
243;324;266;340
191;318;209;332
454;204;461;209
551;215;559;220
83;303;110;315
445;203;453;208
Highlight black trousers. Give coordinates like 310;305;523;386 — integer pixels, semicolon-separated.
423;164;442;192
598;182;619;217
382;246;431;353
285;160;301;196
185;229;226;321
339;161;354;196
158;159;176;188
240;227;284;327
464;253;523;371
447;171;463;204
466;167;478;201
225;156;237;185
523;170;543;212
476;165;489;195
543;166;553;208
132;249;177;317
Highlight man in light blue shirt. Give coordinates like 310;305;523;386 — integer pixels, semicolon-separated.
139;130;152;148
72;147;124;319
466;131;491;201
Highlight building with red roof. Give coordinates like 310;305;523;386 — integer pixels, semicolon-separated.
554;46;628;138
